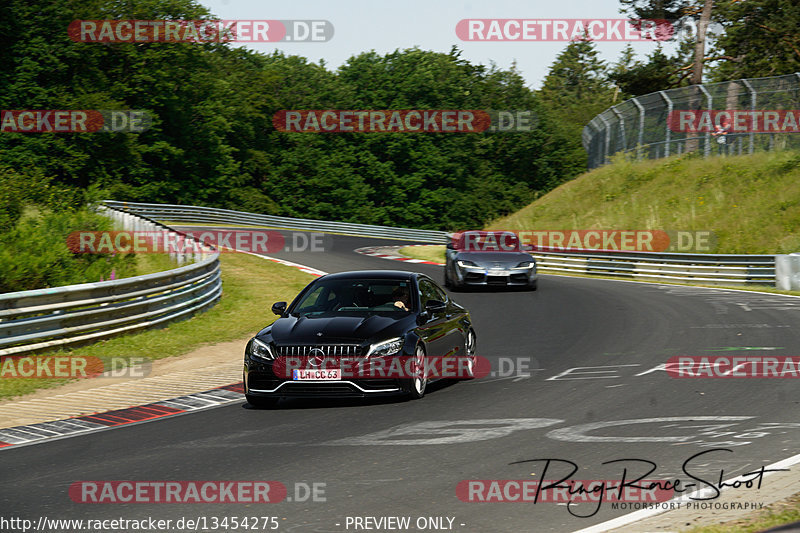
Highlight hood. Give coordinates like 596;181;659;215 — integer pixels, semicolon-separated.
455;251;534;267
261;313;414;345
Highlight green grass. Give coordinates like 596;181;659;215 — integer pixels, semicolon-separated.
0;252;314;400
133;252;179;276
684;493;800;532
488;150;800;254
399;245;445;263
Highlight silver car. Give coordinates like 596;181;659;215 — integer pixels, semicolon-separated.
444;246;537;290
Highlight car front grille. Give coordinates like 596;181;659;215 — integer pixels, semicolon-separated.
274;344;365;358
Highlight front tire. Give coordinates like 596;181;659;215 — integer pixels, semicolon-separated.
528;279;538;291
404;345;428;400
460;329;477;380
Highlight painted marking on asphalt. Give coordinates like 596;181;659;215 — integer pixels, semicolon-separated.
546;416;755;444
546;364;640;381
323;418;564;446
691;324;790;328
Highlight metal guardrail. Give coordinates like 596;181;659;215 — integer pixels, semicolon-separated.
104;201;778;287
103;200;449;244
532;249;775;286
0;207;221;356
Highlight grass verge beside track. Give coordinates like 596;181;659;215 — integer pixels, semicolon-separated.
400;245;445;263
488;150;800;254
685;493;800;532
0;252;313;400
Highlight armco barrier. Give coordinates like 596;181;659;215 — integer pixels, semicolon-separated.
776;253;800;290
533;249;775;286
0;206;221;356
103;201;778;287
102;200;449;244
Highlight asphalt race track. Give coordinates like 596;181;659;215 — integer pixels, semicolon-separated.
3;229;800;532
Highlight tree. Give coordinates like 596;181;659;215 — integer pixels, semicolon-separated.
538;40;617;169
619;0;721;86
710;0;800;80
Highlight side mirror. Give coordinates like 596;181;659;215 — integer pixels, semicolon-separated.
425;299;446;314
271;301;287;316
446;242;454;250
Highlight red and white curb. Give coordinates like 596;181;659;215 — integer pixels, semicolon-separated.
354;245;444;266
0;383;246;450
234;250;327;277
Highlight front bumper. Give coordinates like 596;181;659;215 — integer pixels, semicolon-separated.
456;267;537;287
244;360;404;398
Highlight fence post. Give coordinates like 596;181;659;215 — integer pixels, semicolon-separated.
740;78;756;154
599;114;611;164
611;106;626;155
632;97;645;160
698;84;713;157
659;91;672;157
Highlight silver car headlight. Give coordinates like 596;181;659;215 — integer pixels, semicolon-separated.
367;337;404;357
457;260;479;268
512;261;535;269
250;338;275;361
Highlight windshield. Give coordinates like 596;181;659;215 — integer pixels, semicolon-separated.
291;278;416;316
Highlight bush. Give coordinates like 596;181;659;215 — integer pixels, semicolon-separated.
0;208;137;292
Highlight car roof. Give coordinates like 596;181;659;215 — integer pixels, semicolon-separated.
319;270;420;281
455;251;534;258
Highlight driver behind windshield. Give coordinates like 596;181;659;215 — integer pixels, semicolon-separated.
391;286;411;311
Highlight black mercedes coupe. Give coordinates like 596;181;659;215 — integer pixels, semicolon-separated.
243;270;477;408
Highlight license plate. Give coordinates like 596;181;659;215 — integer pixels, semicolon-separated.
292;369;341;380
489;269;506;275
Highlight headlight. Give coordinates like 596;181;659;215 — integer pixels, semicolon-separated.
457;260;479;268
367;337;404;357
513;261;535;269
250;338;275;361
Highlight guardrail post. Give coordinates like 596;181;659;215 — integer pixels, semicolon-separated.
776;254;800;290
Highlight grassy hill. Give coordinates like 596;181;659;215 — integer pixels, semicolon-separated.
487;150;800;254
